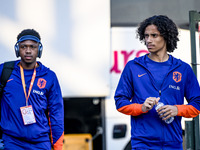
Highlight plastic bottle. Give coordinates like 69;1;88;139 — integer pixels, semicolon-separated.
155;102;174;124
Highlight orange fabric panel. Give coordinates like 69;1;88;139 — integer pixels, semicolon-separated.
176;105;200;118
53;132;64;150
117;103;147;116
48;112;53;145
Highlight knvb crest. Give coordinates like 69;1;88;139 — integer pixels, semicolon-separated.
37;78;47;89
173;71;182;83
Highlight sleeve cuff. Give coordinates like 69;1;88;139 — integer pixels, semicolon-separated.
175;105;200;118
117;104;148;116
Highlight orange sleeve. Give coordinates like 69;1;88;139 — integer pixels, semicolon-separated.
117;103;147;116
175;105;200;118
53;132;64;150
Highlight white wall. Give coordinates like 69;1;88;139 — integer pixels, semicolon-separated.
0;0;110;97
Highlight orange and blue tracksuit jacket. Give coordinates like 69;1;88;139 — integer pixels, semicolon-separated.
0;60;64;150
114;54;200;149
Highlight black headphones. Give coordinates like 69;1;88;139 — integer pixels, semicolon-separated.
14;35;43;58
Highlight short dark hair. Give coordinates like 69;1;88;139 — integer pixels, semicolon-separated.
17;29;41;41
137;15;179;53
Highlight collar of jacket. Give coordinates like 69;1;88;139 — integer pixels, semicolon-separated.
133;54;182;71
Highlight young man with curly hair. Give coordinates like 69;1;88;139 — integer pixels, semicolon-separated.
114;15;200;149
0;29;64;150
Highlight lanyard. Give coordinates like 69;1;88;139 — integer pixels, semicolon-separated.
20;63;37;106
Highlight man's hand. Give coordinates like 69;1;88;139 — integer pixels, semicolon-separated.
142;97;160;112
157;105;178;120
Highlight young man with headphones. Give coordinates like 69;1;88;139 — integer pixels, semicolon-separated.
0;29;64;149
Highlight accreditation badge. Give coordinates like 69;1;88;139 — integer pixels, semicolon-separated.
20;105;36;125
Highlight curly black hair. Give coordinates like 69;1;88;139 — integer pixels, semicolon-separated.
137;15;179;53
17;29;41;41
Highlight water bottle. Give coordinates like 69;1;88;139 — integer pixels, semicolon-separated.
155;102;174;124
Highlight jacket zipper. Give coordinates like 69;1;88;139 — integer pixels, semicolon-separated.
159;90;161;97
